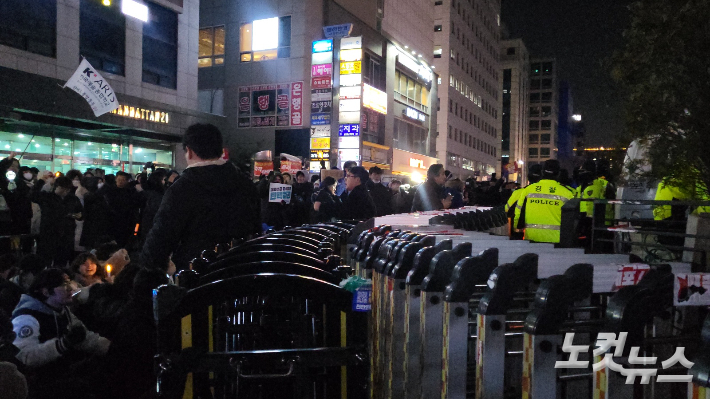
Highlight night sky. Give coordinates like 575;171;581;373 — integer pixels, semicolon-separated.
501;0;633;147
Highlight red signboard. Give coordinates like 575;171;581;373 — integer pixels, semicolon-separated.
290;81;303;126
311;76;332;89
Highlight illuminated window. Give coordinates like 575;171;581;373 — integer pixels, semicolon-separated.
434;25;442;32
240;16;291;62
434;45;442;58
198;26;225;68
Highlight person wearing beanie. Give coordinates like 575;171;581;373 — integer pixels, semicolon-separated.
513;159;576;243
505;164;543;229
339;166;377;220
313;176;341;222
11;269;109;399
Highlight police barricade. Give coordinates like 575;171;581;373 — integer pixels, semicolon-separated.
519;261;694;399
153;274;363;399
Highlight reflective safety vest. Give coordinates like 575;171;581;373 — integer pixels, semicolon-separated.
515;179;576;243
577;178;607;217
653;181;710;220
505;186;526;228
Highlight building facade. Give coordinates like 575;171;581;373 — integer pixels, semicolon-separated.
500;38;529;184
0;0;221;174
433;0;502;180
199;0;439;182
526;57;558;165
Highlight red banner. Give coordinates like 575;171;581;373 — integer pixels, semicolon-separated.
280;160;302;176
290;81;303;126
612;264;650;291
254;161;274;177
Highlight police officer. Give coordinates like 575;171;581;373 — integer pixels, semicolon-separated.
506;164;542;230
514;159;576;243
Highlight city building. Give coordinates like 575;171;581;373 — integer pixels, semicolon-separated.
0;0;221;174
199;0;439;181
433;0;502;180
526;57;558;166
499;37;529;184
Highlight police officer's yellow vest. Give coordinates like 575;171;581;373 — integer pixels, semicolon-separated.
653;181;710;220
505;187;525;228
515;179;576;243
577;178;606;217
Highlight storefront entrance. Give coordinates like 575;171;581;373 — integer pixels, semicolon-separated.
0;122;176;175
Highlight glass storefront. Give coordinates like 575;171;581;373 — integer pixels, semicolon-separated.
0;130;174;175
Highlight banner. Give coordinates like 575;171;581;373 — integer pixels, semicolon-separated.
675;273;710;306
64;58;119;117
269;183;292;203
238;83;300;128
280;160;302;175
254;161;274;177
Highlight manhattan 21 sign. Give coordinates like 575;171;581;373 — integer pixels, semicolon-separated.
237;82;304;128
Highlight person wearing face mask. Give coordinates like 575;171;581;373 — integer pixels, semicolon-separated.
65;170;82;195
19;166;34;189
31;176;83;268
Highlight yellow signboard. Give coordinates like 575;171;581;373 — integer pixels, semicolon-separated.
310;137;331;150
340;61;362;75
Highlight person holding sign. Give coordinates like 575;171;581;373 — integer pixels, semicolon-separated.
259;173;292;230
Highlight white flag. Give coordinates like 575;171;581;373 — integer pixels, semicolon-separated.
64;58;120;117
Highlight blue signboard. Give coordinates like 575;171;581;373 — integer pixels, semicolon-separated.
312;39;333;53
323;24;353;39
338;123;360;136
352;285;372;312
311;113;331;126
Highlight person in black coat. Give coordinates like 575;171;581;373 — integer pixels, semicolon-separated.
136;168;167;243
313;176;340;222
79;176;111;249
32;177;83;268
291;171;313;226
104;171;139;248
365;166;392;216
140;124;261;272
98;268;169;399
340;166;376;221
0;158;32;239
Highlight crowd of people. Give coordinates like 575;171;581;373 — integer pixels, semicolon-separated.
0;121;621;398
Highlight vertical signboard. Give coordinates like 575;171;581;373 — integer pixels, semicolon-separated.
337;36;362;169
310;39;334;172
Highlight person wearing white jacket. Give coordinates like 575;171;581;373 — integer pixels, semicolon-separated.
11;269;110;399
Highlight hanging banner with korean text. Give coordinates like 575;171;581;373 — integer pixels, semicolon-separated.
64;58;119;117
238;83;301;128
